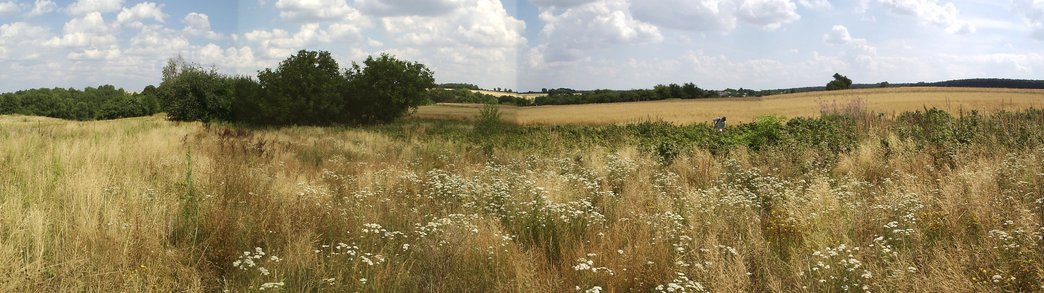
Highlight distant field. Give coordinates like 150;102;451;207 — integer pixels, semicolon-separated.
470;89;547;100
415;87;1044;124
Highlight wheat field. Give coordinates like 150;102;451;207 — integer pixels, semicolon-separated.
415;87;1044;124
1;103;1043;291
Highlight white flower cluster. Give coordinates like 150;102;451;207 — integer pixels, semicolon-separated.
654;272;706;292
258;282;284;290
362;223;406;239
232;247;280;275
572;253;614;275
806;244;873;292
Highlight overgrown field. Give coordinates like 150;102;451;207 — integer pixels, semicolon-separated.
415;87;1044;125
1;107;1043;292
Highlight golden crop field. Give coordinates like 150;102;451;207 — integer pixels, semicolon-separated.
415;87;1044;124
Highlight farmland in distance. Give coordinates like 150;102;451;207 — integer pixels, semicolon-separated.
415;87;1044;124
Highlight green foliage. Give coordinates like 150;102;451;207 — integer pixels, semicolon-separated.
256;50;347;125
735;116;785;151
426;88;498;104
826;73;853;91
158;63;240;122
438;83;480;90
346;53;435;124
534;83;718;106
784;115;857;154
150;50;436;126
474;103;503;138
0;85;156;120
497;95;532;106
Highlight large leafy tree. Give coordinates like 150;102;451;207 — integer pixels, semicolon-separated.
257;50;346;125
158;63;235;122
345;53;435;124
826;73;853;91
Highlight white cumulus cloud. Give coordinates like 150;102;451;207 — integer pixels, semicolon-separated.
356;0;459;16
244;24;338;59
373;0;526;89
631;0;737;32
0;22;52;60
0;1;19;15
798;0;831;10
44;12;118;48
875;0;974;34
274;0;361;22
28;0;57;17
195;43;261;74
527;0;598;9
381;0;525;48
65;0;123;15
68;47;121;60
182;12;222;39
735;0;801;31
531;0;660;67
631;0;800;32
117;2;166;27
1012;0;1044;40
823;24;875;55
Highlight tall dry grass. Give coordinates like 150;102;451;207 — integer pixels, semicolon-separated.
0;111;1042;292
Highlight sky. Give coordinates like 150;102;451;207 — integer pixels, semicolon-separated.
1;0;1043;93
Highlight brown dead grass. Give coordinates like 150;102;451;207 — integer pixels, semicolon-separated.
414;87;1044;125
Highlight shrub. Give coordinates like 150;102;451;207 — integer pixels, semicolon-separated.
474;103;503;138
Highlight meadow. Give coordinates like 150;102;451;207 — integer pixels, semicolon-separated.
1;99;1043;291
414;87;1044;124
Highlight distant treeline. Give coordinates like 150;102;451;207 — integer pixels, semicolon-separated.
911;78;1044;89
0;85;159;120
782;78;1044;93
438;83;480;90
427;83;791;107
425;88;531;106
533;83;710;106
529;83;789;106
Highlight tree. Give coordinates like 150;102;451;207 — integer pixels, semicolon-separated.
682;82;703;99
157;55;242;122
345;53;435;124
159;66;235;122
668;83;683;99
826;73;853;91
140;85;161;114
256;50;346;125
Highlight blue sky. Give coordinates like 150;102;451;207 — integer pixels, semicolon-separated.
1;0;1043;93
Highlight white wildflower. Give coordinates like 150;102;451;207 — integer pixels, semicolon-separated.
259;282;284;290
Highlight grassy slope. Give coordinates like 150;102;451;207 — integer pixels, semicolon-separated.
1;110;1043;291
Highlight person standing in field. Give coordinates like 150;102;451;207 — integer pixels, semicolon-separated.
713;116;726;132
